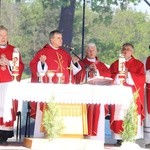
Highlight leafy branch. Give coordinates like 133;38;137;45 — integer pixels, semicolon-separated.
43;97;65;141
121;90;139;142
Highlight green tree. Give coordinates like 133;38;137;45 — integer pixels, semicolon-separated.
99;10;150;65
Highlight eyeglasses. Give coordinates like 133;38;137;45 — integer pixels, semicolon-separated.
122;48;132;52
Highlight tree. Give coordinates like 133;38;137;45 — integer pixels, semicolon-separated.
1;0;149;78
38;0;141;51
58;0;76;47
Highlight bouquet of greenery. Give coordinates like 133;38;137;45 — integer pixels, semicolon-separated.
121;90;139;142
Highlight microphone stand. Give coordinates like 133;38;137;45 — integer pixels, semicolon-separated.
69;49;89;83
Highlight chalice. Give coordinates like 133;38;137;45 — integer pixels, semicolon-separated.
37;72;45;83
56;73;63;84
47;71;55;83
12;72;19;82
12;66;19;82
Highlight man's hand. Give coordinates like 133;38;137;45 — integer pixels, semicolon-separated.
89;63;97;72
71;55;80;64
0;57;10;66
40;55;47;63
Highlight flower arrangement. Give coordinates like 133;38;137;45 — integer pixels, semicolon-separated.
121;90;139;142
42;96;65;140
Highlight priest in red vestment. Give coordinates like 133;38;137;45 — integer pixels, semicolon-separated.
73;43;111;136
30;30;73;84
109;43;145;146
0;25;24;144
29;30;75;134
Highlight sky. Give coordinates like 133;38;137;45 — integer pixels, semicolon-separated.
132;0;150;14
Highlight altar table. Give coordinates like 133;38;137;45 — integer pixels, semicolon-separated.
0;82;133;142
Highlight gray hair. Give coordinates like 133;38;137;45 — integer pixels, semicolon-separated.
85;43;97;52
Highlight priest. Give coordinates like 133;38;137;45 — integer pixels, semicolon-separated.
29;30;74;84
109;43;145;146
0;25;24;144
29;29;76;137
73;42;111;137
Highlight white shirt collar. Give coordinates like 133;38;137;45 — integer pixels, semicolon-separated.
0;45;7;49
49;44;59;50
87;57;96;62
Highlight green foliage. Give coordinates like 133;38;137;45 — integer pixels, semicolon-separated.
43;97;64;141
1;0;150;78
121;90;139;142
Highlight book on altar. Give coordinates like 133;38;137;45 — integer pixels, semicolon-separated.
87;76;113;85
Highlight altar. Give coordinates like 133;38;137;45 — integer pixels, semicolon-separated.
0;82;133;144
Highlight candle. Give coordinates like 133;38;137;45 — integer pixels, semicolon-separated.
12;48;19;75
118;54;125;73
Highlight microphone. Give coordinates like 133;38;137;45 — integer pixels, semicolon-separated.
63;44;74;51
63;44;90;83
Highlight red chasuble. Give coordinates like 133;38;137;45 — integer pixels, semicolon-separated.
146;56;150;113
29;44;73;118
74;57;111;136
30;44;73;84
109;56;145;134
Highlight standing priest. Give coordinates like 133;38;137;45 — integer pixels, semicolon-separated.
109;43;145;146
73;42;111;139
0;25;24;144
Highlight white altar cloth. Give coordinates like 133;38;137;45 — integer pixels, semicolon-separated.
0;82;133;123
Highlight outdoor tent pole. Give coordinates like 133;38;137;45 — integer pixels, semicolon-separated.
81;0;85;59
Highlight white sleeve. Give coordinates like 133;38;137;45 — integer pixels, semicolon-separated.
146;70;150;83
96;69;100;76
126;72;134;85
37;61;48;73
113;74;120;85
71;61;82;75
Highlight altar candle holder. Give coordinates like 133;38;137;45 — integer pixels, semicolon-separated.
67;65;73;84
118;54;125;85
118;72;125;85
